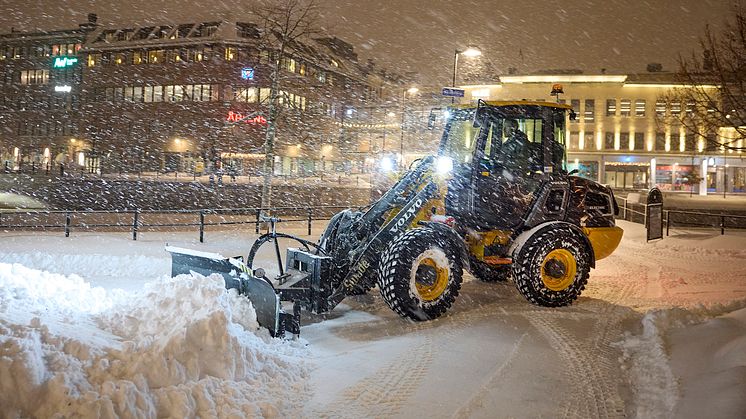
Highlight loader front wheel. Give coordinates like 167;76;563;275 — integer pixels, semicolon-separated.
378;228;463;321
512;225;590;307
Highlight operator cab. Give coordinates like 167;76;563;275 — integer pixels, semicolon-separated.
439;101;572;230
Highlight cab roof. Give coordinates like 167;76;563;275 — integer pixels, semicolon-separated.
450;100;572;110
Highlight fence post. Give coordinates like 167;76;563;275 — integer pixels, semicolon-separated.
255;208;261;234
665;210;670;236
65;211;71;237
199;210;205;243
721;215;725;235
132;210;139;241
307;207;312;236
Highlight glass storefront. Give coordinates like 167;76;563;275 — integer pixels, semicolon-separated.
604;164;648;189
656;164;696;192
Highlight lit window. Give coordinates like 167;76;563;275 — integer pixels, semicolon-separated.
132;51;144;65
148;50;164;63
584;100;595;122
225;47;237;61
620;99;631;117
670;102;681;116
153;85;163;102
19;69;49;85
606;99;616;116
87;53;100;67
635;99;646;117
655;100;666;116
259;88;271;103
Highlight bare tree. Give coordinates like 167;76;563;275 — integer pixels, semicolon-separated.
252;0;322;209
669;3;746;152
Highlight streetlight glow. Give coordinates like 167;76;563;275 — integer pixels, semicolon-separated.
460;46;482;57
407;87;419;94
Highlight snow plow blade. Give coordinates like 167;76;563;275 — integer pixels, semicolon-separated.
165;246;298;337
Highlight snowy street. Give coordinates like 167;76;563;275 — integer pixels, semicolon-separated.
1;220;745;417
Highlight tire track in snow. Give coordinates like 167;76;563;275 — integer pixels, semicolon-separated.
315;336;434;418
526;309;628;419
451;332;528;419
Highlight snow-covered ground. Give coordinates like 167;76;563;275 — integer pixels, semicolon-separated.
1;221;745;418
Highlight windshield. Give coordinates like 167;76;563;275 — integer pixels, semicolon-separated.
439;109;478;163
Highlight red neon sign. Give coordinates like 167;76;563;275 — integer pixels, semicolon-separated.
226;111;267;125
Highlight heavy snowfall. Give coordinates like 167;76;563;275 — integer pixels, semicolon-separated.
1;220;744;418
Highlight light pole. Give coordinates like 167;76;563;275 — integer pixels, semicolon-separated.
452;46;482;103
400;87;419;169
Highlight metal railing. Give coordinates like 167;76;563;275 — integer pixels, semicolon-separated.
615;196;746;235
0;206;350;242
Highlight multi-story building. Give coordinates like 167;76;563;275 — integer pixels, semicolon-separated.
457;73;745;195
0;14;98;172
0;16;404;176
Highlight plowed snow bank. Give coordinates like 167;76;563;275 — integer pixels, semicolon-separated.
0;263;309;417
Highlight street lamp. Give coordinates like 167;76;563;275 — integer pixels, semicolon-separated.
452;46;482;94
400;87;419;169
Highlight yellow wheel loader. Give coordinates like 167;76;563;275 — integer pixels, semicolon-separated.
168;100;623;336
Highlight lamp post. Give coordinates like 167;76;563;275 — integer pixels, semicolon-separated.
452;46;481;103
400;87;419;169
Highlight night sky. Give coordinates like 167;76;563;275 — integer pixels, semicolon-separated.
0;0;734;85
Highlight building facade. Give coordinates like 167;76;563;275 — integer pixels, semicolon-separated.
459;74;745;194
0;15;404;176
0;15;97;172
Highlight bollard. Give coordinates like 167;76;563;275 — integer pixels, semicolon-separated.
132;210;139;240
721;215;725;235
307;207;312;236
665;211;670;236
255;209;261;234
65;212;71;237
199;210;205;243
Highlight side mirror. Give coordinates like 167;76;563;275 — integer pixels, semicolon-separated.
427;107;440;130
569;168;579;175
569;110;577;121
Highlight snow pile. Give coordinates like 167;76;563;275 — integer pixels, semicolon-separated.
617;302;746;418
0;263;309;418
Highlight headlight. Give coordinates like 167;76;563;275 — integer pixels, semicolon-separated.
436;156;454;174
380;157;394;172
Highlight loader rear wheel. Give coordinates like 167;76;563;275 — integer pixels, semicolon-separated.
377;228;463;321
469;258;511;282
512;225;590;307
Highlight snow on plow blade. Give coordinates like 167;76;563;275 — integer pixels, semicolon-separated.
165;246;294;337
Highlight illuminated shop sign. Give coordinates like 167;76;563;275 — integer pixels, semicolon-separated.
241;67;255;80
226;111;267;125
53;57;79;68
54;85;72;93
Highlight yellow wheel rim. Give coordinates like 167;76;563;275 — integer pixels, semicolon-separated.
540;249;577;291
415;257;449;301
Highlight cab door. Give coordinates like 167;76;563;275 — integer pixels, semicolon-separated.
470;112;547;230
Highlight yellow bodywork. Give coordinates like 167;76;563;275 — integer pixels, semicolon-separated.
467;230;512;262
583;226;624;261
